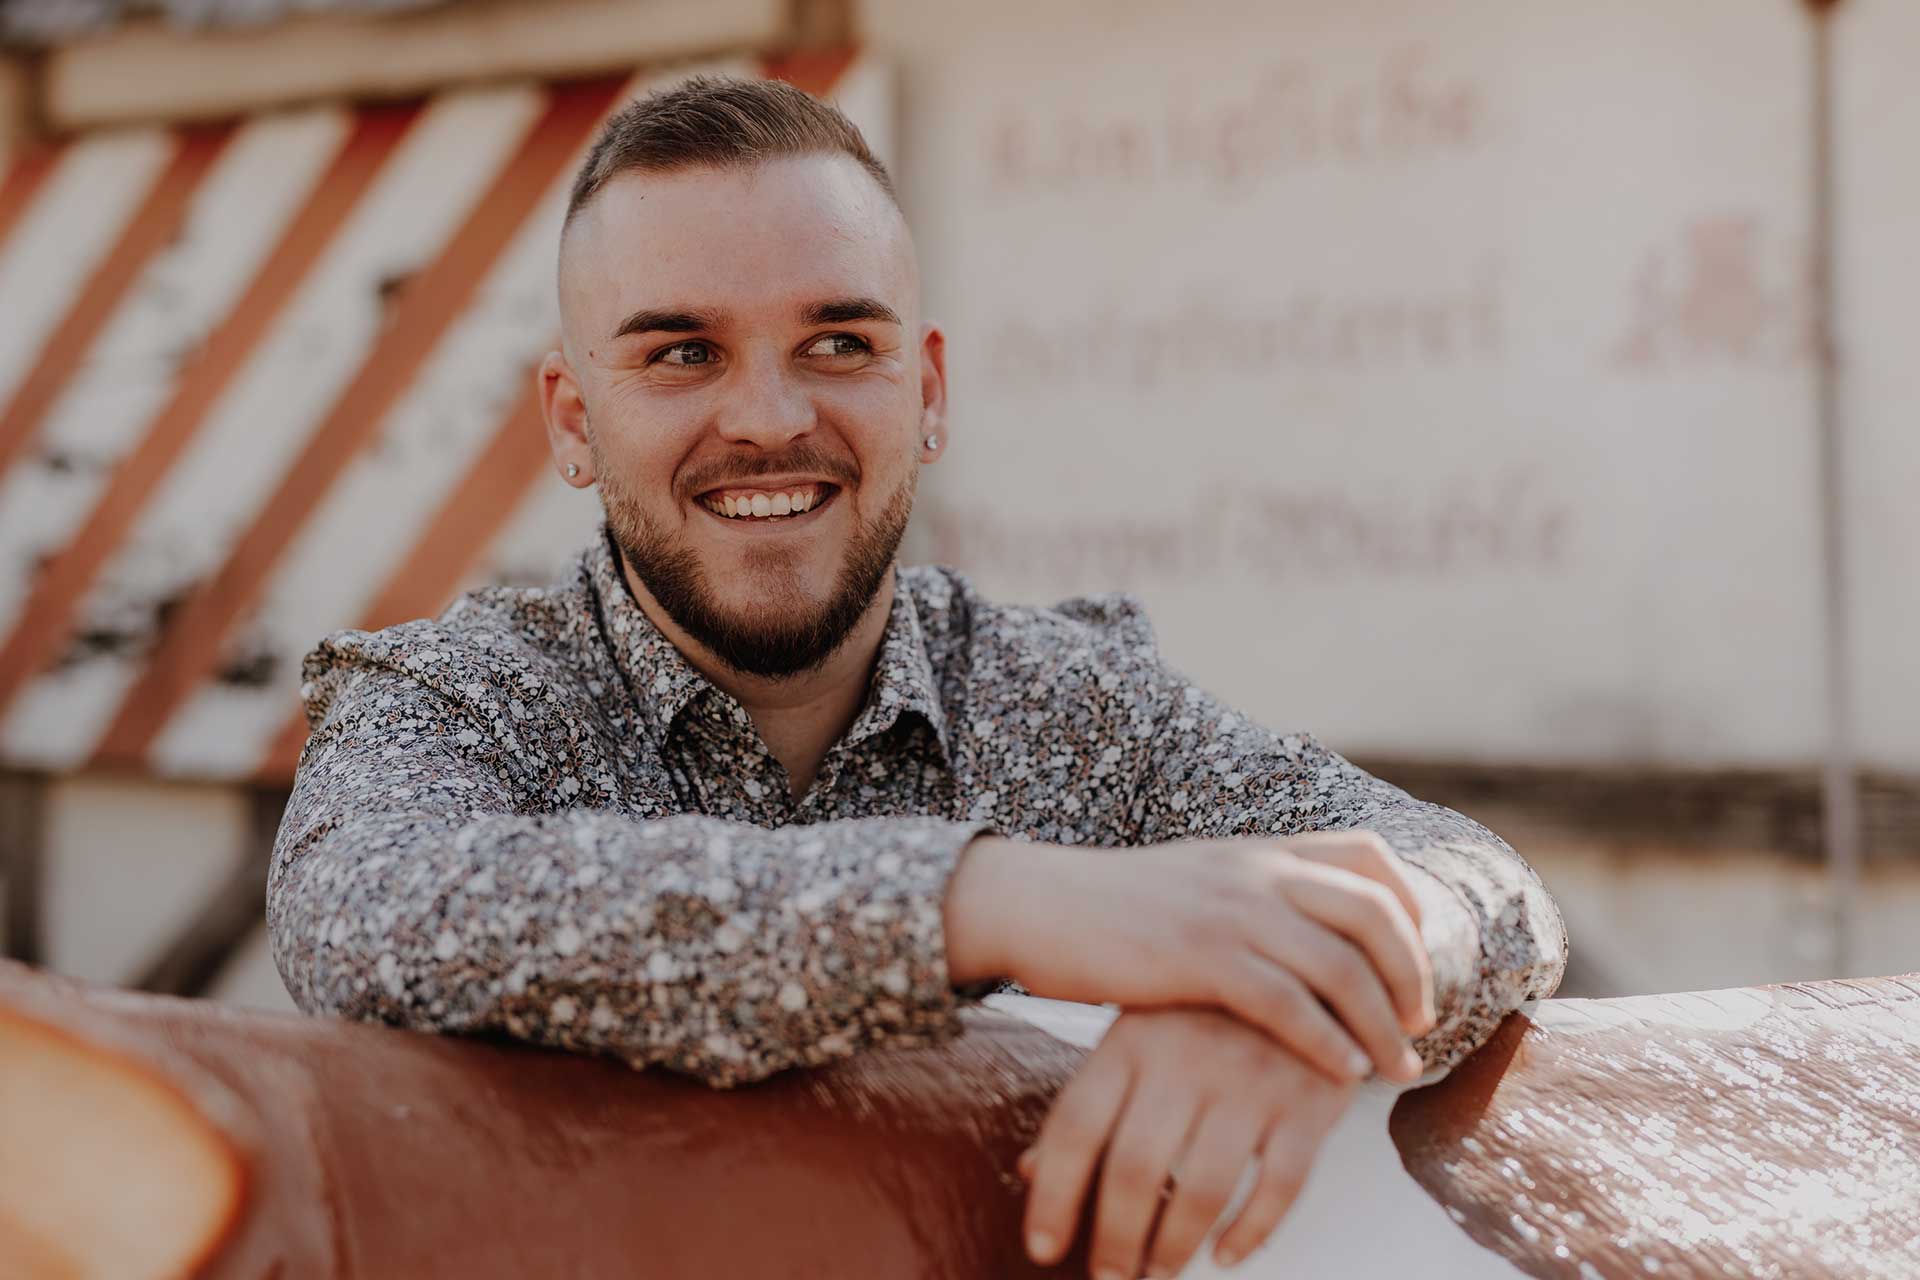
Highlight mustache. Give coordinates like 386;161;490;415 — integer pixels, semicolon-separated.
680;443;860;496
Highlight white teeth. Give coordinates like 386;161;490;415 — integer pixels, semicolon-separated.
703;484;828;519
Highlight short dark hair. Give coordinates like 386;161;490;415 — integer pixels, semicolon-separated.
565;74;898;226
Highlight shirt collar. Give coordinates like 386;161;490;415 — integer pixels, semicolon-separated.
585;524;951;760
586;527;710;746
843;564;951;759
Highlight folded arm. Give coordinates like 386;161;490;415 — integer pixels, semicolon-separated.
1127;680;1568;1073
268;660;990;1088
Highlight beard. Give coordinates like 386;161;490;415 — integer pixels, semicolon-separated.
596;445;915;679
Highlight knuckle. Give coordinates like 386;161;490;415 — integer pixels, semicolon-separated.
1326;943;1372;994
1224;897;1267;946
1312;1023;1354;1065
1250;843;1298;884
1051;1110;1104;1152
1356;831;1393;860
1182;1180;1237;1232
1106;1153;1158;1197
1265;966;1309;1006
1360;883;1404;931
1264;974;1315;1027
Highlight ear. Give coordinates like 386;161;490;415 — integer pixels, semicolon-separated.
538;350;594;485
917;321;948;462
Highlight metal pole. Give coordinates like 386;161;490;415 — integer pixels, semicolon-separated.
0;771;46;965
1806;0;1860;977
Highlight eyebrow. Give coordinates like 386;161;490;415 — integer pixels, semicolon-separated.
608;307;728;342
607;297;903;343
801;297;902;327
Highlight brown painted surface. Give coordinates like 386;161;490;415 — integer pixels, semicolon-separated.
0;126;232;484
761;47;860;98
0;142;61;249
89;78;625;770
12;959;1919;1277
0;960;1087;1278
0;1003;247;1278
1391;975;1920;1279
253;376;552;783
0;106;421;722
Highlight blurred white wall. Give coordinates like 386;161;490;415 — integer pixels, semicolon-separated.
871;0;1912;774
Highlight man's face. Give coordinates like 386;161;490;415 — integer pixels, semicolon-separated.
548;154;945;678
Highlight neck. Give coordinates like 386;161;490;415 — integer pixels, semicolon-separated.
619;558;896;799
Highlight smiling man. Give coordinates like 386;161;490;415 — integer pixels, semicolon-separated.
269;77;1566;1279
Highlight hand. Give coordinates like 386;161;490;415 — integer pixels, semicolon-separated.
1019;1006;1356;1278
944;830;1436;1085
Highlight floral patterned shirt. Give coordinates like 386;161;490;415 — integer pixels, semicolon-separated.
269;524;1567;1087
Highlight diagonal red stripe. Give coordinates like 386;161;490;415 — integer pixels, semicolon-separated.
90;77;627;771
0;142;63;249
253;376;553;783
0;126;234;485
0;105;423;721
759;48;857;98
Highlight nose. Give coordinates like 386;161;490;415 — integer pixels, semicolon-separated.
712;350;816;451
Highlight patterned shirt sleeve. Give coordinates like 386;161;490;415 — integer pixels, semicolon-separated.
1125;670;1568;1074
268;652;991;1089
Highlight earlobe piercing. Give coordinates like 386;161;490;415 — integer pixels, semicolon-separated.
566;463;580;479
924;434;939;451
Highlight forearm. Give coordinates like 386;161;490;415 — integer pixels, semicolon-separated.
942;834;1029;987
271;762;991;1089
1305;767;1568;1072
1130;705;1566;1072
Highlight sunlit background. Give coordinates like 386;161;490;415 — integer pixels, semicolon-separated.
0;0;1913;1014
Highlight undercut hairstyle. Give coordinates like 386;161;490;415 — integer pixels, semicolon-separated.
564;75;898;227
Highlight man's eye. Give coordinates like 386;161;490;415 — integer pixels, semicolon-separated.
654;341;716;366
803;333;871;358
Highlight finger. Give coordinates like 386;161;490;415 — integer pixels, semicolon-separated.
1282;865;1433;1043
1283;831;1424;930
1088;1085;1200;1280
1262;924;1419;1084
1210;1126;1324;1269
1286;836;1436;1034
1143;1103;1263;1279
1024;1057;1133;1267
1220;954;1371;1086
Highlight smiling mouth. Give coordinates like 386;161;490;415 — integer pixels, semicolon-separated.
697;481;840;522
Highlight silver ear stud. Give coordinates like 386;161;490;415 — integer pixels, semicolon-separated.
566;463;580;479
